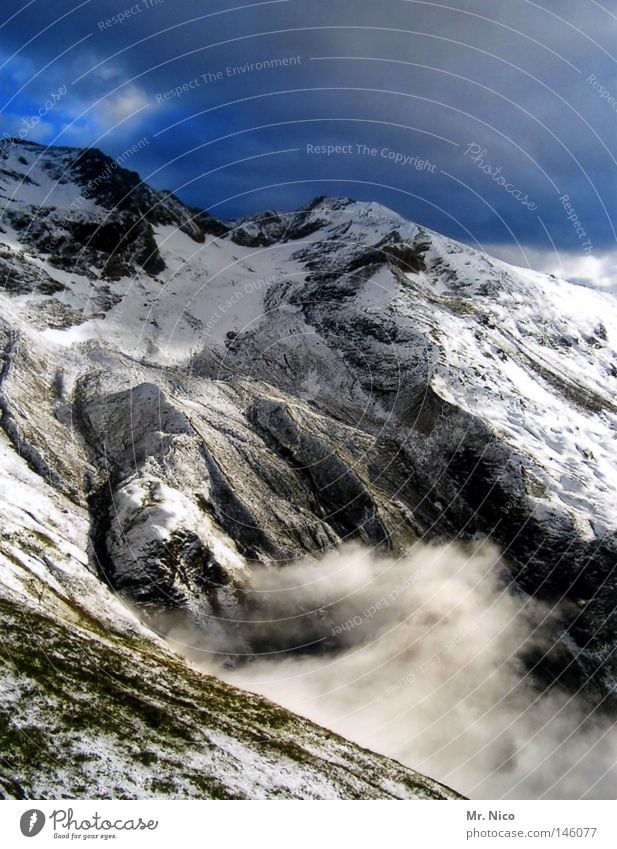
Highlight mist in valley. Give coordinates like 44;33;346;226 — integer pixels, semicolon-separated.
157;540;617;799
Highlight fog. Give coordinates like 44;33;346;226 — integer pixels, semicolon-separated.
158;539;617;799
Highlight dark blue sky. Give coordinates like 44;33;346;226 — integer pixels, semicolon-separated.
2;0;617;279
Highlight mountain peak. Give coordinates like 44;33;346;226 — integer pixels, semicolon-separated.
1;143;617;760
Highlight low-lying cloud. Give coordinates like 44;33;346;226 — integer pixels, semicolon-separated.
157;539;617;799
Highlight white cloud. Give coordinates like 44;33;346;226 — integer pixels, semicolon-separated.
94;65;122;82
485;243;617;292
97;85;150;124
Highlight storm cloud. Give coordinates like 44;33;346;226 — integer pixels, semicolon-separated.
2;0;617;279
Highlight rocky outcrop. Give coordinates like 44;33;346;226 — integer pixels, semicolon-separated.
0;425;460;800
1;139;617;796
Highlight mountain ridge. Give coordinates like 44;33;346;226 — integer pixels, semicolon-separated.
1;138;616;797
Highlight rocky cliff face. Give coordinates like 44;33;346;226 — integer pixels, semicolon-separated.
0;139;616;796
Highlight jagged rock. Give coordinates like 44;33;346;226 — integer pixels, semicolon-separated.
0;139;617;796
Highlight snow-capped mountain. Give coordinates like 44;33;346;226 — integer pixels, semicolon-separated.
1;138;616;797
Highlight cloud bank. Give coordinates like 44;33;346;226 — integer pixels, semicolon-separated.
157;540;617;799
